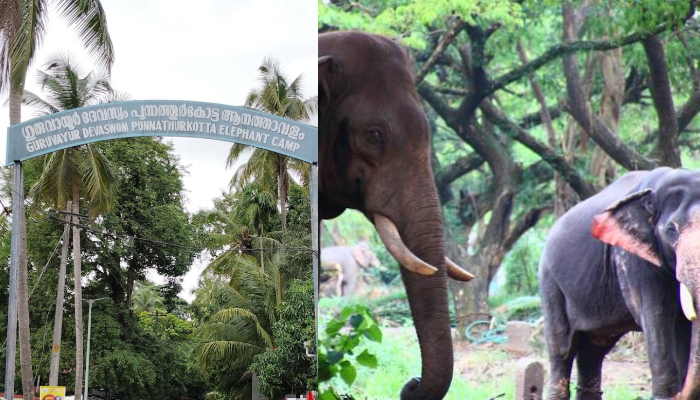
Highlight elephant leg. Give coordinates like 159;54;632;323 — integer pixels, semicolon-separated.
541;268;575;399
574;333;621;400
548;352;575;400
619;263;681;398
674;312;691;382
644;314;682;398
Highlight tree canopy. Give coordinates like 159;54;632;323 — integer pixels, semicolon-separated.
320;0;700;335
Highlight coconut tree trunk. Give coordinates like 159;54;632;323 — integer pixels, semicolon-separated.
259;221;264;272
49;202;72;385
72;183;84;400
10;75;35;400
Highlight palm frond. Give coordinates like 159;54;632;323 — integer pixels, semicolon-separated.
21;89;59;115
29;149;77;207
55;0;114;73
79;143;117;216
8;0;48;90
0;0;22;93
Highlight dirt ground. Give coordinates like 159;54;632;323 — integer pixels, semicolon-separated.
452;334;653;398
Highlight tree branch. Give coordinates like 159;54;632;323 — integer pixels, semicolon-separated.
484;24;671;99
502;204;553;257
561;3;655;171
414;19;467;85
480;102;597;199
641;88;700;145
435;153;485;204
643;34;681;167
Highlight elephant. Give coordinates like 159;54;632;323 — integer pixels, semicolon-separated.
540;167;700;400
321;241;381;296
319;31;473;399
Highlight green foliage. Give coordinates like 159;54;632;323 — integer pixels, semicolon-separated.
284;184;313;280
93;349;158;397
320;0;523;49
138;310;194;341
319;304;382;399
502;228;548;297
88;137;201;306
250;278;316;399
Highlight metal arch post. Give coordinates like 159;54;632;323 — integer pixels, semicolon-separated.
311;162;319;361
5;161;23;399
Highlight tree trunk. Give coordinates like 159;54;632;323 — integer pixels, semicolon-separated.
72;184;84;400
10;75;34;400
447;239;489;341
49;202;72;385
259;221;264;272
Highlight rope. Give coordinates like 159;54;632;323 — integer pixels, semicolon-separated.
465;319;507;345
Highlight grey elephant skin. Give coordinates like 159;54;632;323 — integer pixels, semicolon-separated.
319;31;460;399
540;167;700;400
321;242;380;296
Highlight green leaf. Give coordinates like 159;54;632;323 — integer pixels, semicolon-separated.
364;324;383;343
327;350;344;365
319;390;340;400
356;349;378;368
350;313;364;329
325;319;345;336
340;362;357;386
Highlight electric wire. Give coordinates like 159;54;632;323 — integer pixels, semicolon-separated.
3;184;316;256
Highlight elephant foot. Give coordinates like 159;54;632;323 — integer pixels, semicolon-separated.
400;377;450;400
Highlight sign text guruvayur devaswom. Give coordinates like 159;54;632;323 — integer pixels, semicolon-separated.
7;100;317;165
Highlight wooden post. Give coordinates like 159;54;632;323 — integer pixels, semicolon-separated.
515;358;544;400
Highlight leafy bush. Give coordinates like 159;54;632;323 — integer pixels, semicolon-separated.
250;278;316;399
319;304;382;399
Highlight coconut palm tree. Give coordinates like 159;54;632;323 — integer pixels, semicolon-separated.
234;183;278;272
195;252;286;399
24;55;118;400
195;186;285;398
228;57;317;236
0;3;113;399
132;286;165;314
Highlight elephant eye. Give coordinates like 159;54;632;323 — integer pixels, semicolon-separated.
367;129;384;143
666;223;680;241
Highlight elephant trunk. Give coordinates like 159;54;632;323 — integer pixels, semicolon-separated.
675;223;700;399
679;319;700;399
377;186;453;399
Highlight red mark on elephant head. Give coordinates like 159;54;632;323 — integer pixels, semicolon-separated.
591;211;662;266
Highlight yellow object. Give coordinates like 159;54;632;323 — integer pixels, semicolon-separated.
39;386;66;400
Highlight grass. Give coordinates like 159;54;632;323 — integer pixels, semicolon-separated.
320;301;651;399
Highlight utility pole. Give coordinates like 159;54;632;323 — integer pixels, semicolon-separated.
49;202;72;385
83;297;109;400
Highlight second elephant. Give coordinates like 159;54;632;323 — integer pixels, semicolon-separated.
321;241;381;296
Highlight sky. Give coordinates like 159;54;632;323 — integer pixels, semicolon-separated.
0;0;318;301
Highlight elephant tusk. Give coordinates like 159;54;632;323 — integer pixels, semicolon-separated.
445;257;475;282
373;214;438;276
680;283;697;321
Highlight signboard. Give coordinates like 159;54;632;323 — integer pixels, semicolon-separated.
39;386;66;400
6;100;318;165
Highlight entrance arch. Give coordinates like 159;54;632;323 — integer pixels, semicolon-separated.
4;100;319;397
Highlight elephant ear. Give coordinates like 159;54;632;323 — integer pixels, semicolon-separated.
591;189;662;266
319;55;339;109
352;244;371;268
